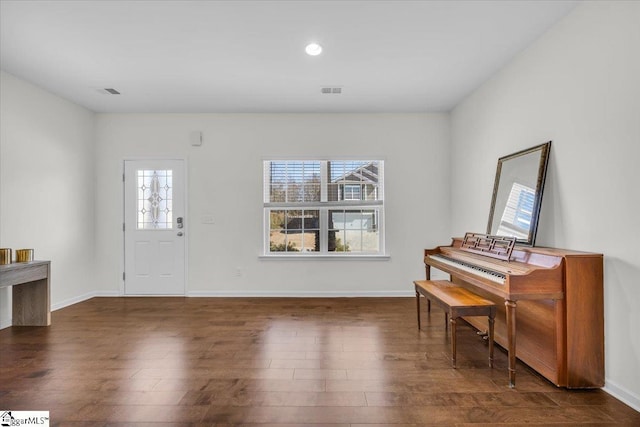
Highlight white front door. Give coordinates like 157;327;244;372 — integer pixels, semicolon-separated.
124;159;186;295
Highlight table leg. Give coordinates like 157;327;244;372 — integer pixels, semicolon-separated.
13;278;51;326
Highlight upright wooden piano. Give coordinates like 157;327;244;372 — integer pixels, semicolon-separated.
424;237;604;388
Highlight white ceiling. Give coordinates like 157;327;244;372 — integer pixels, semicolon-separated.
0;0;579;113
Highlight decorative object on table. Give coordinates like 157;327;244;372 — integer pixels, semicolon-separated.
0;248;11;265
15;248;34;262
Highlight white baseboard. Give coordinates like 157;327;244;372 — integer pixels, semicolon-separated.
0;315;11;330
0;290;120;330
50;290;119;311
604;379;640;412
186;290;414;297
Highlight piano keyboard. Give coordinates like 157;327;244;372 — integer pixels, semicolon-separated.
428;254;506;285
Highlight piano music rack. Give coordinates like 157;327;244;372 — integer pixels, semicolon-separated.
460;232;516;261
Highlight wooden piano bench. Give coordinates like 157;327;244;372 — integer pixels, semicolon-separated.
414;280;496;369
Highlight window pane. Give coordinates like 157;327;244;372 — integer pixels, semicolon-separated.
270;209;320;252
137;169;173;229
269;162;287;202
302;210;320;252
268;161;321;203
302;162;321;202
285;210;302;230
328;209;379;253
286;162;304;202
361;209;380;252
270;210;285;231
363;183;379;201
344;210;363;252
328;161;380;201
328;210;350;252
269;210;292;252
285;209;319;252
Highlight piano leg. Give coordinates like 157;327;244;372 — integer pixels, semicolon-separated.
505;300;517;388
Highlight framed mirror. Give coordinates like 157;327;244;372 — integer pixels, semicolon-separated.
487;141;551;246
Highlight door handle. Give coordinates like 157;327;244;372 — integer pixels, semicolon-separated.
177;232;184;237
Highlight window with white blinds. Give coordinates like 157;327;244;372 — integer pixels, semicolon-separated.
263;160;385;256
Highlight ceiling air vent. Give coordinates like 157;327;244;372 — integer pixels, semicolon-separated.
104;88;121;95
321;87;342;94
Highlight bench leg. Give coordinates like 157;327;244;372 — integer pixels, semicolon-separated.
488;315;495;368
415;290;421;330
450;316;457;368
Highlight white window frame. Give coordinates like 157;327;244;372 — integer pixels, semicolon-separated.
263;160;386;257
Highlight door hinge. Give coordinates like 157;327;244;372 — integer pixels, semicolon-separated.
123;173;125;182
123;272;126;281
123;223;125;232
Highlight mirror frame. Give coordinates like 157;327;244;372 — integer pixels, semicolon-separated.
486;141;551;247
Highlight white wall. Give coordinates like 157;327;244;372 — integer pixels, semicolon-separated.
451;1;640;410
93;114;450;295
0;71;96;327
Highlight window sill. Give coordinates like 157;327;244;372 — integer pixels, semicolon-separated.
259;254;390;260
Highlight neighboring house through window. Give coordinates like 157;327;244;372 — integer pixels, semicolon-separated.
263;160;385;255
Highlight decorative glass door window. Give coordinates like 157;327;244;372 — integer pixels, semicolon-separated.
137;169;173;229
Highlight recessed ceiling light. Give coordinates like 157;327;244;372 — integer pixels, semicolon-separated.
305;43;322;56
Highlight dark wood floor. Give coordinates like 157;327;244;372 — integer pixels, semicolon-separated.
1;297;638;426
